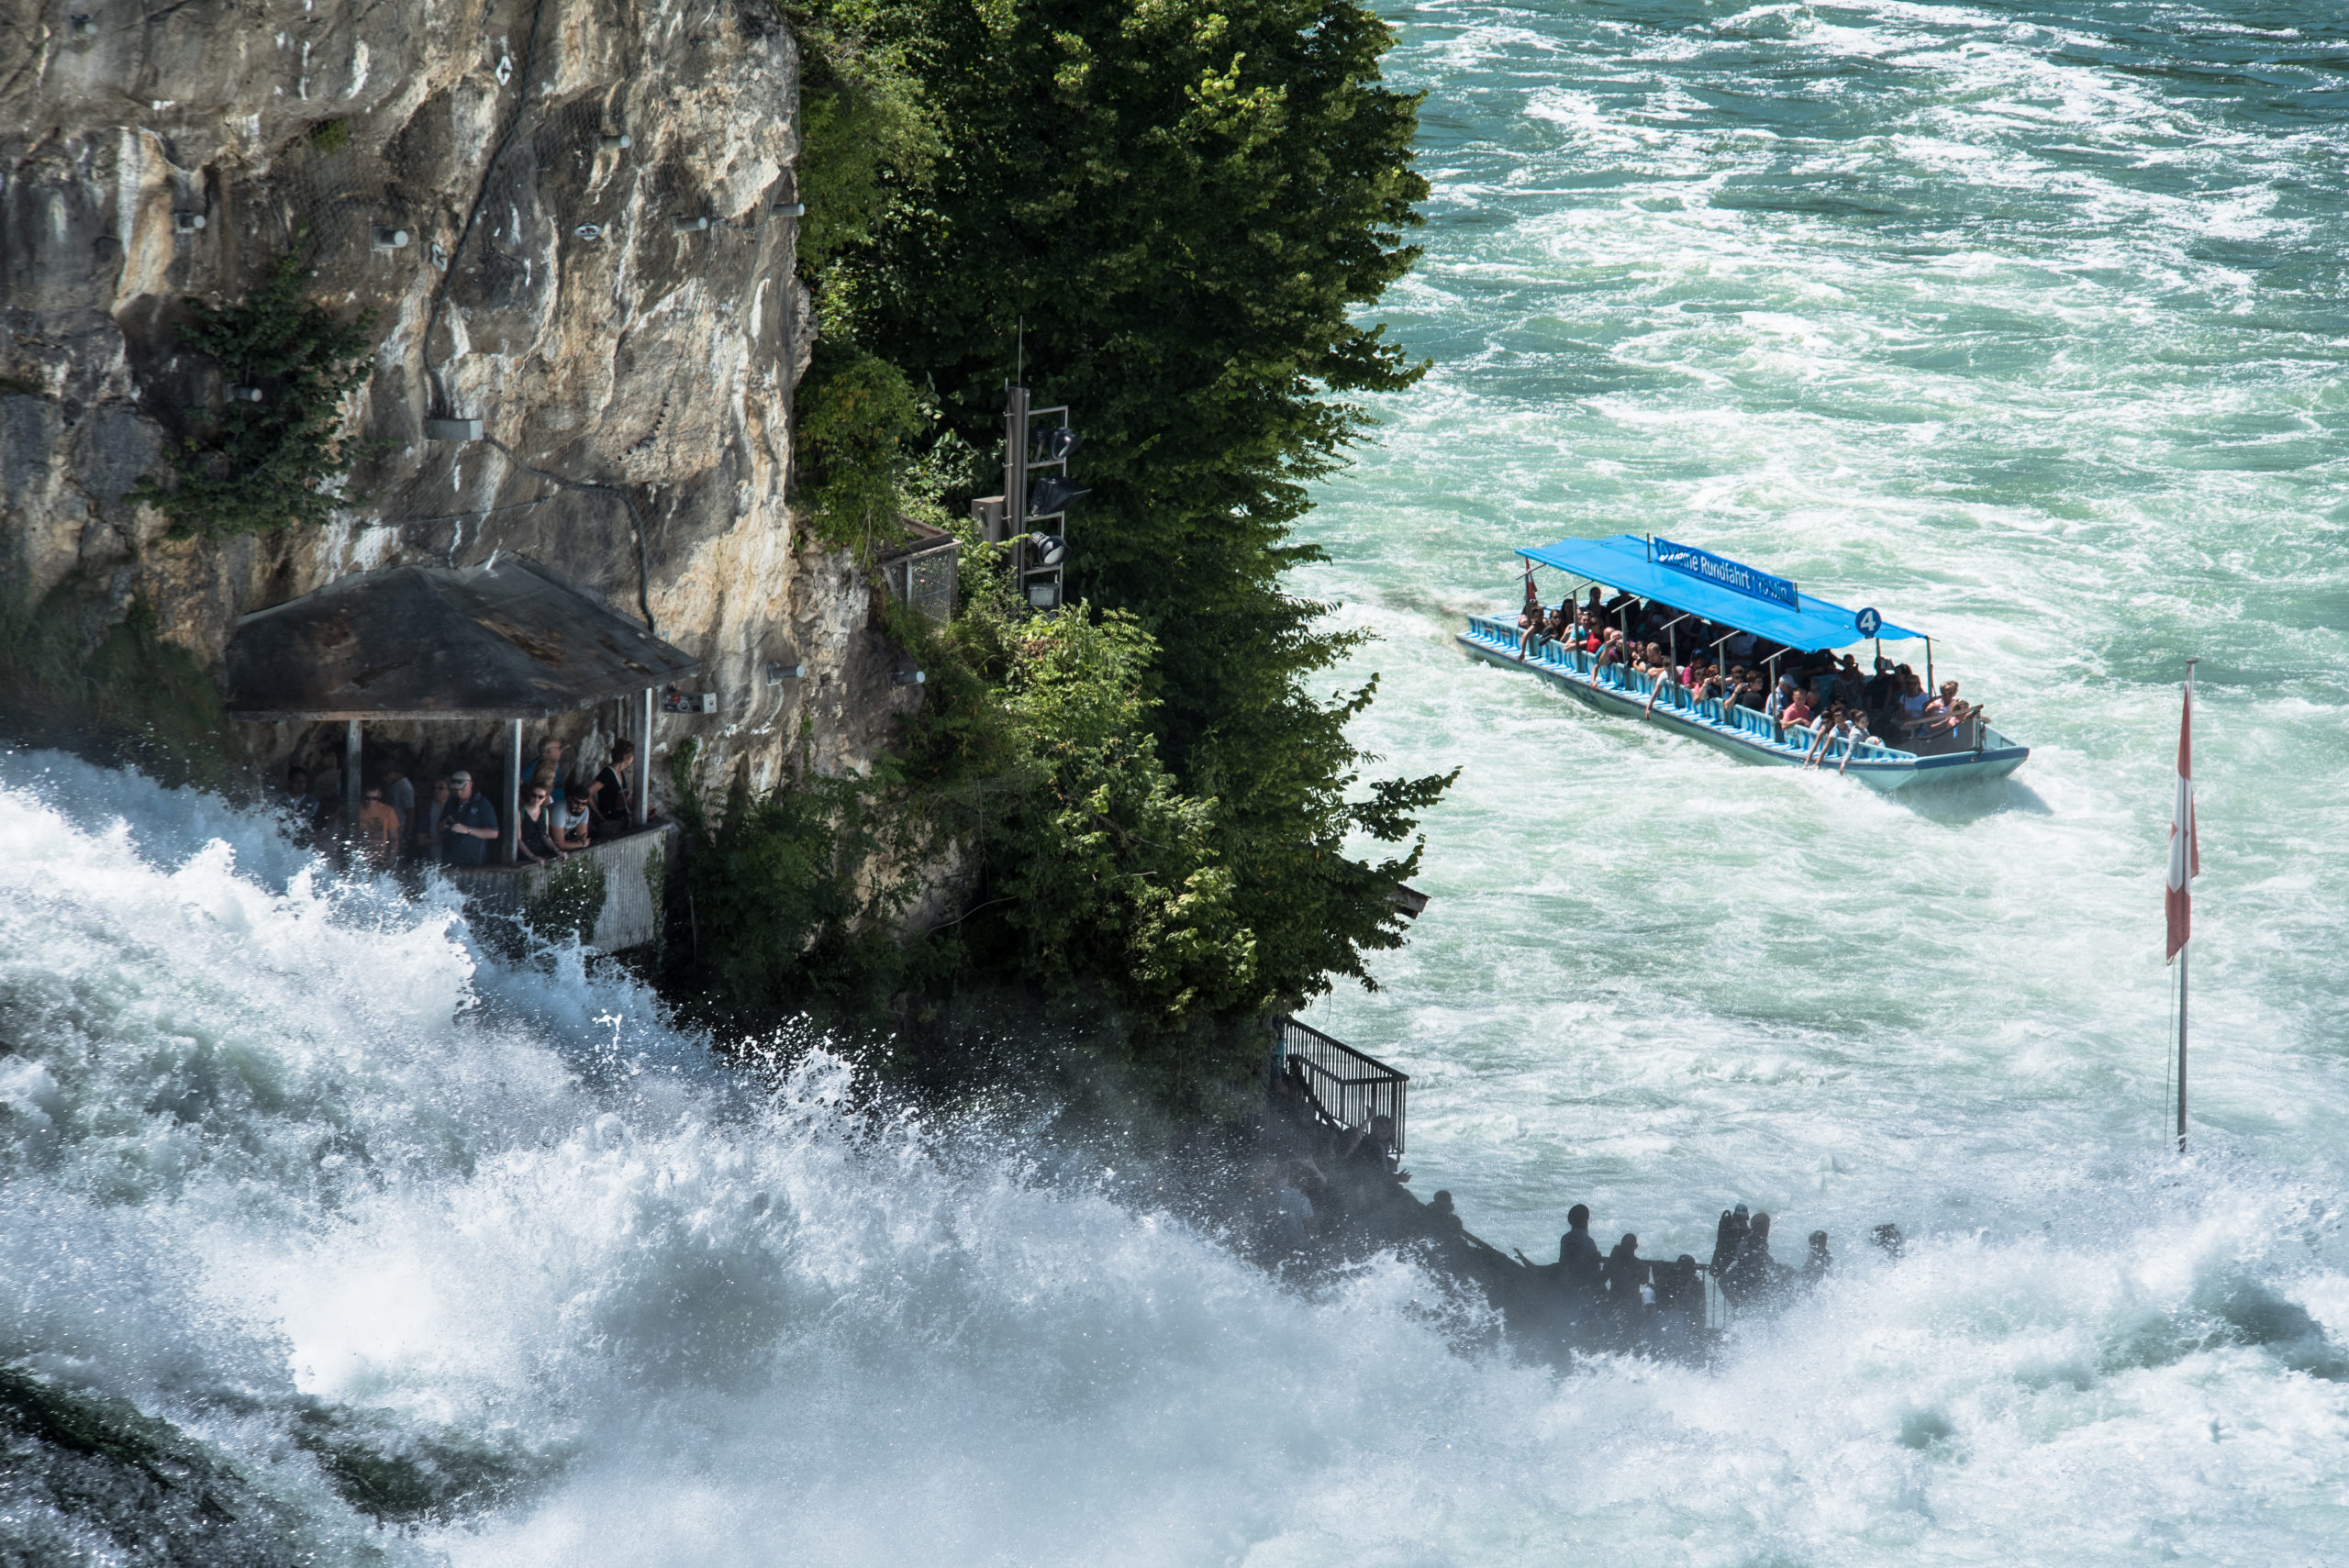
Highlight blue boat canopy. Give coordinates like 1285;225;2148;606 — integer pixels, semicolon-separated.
1516;534;1924;650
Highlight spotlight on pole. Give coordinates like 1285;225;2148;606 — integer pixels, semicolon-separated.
1027;474;1090;517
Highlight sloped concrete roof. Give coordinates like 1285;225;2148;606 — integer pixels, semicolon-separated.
225;555;699;721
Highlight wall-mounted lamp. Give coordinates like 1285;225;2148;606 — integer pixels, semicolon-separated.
772;201;805;217
424;417;483;442
890;668;926;686
766;661;806;682
598;133;632;151
69;14;96;37
573;223;604;241
227;384;263;403
371;226;410;250
671;215;710;234
173;211;206;234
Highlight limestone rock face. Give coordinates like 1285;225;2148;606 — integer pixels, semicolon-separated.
0;0;919;795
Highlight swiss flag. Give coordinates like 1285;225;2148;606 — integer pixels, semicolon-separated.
2165;675;2199;962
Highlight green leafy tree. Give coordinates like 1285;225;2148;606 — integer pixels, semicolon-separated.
135;251;378;538
838;0;1453;1007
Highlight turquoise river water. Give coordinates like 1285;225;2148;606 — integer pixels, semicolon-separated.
4;2;2347;1564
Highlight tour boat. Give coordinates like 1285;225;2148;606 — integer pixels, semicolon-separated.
1456;534;2030;791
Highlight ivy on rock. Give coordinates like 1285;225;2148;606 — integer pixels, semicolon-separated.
134;250;378;539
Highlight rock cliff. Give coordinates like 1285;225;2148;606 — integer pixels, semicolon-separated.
1;0;921;795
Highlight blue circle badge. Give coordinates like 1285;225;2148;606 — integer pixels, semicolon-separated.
1855;606;1882;638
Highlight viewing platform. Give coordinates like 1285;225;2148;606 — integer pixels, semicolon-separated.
440;823;676;954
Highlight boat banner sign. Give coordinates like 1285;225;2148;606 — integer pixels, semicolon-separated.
1653;538;1801;611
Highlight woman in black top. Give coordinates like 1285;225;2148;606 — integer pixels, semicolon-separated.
518;784;563;864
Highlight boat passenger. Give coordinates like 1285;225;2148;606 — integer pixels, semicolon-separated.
1805;702;1863;767
1802;1230;1832;1287
1780;685;1817;731
1924;680;1976;737
1894;669;1928;729
1595;629;1628;678
1832;655;1867;713
1873;1222;1906;1260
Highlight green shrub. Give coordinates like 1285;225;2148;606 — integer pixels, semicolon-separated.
794;339;925;554
133;250;379;539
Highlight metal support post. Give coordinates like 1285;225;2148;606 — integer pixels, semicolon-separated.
1003;384;1030;539
638;686;653;827
345;719;362;837
504;718;523;866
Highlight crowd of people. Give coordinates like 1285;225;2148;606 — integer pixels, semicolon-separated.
1511;580;1984;758
277;735;657;871
1252;1056;1901;1360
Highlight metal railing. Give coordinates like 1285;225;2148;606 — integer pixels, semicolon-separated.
1272;1016;1408;1159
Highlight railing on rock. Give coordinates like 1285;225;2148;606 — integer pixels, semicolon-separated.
1272;1016;1408;1160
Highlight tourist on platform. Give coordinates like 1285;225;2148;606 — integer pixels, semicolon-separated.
1605;1233;1650;1323
353;783;402;869
379;761;416;844
1559;1204;1603;1298
517;784;564;865
1722;1212;1787;1306
529;738;567;797
283;766;314;838
591;740;640;831
413;775;451;860
1427;1190;1465;1238
1290;1160;1341;1235
552;785;596;851
1652;1254;1703;1351
1712;1205;1750;1280
1653;1254;1702;1318
1803;1230;1833;1287
1345;1115;1403;1184
440;770;500;867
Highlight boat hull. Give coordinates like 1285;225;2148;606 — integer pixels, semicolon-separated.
1456;619;2029;790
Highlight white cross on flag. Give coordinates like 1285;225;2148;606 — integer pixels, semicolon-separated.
2165;674;2199;962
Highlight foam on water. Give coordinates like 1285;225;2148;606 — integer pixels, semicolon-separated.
0;760;2344;1563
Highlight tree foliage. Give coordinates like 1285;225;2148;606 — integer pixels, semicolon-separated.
134;251;377;538
838;0;1453;1009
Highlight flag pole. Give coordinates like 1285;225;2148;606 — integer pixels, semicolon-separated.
2176;656;2198;1155
2176;941;2188;1154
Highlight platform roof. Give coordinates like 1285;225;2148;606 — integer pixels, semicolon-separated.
1516;534;1924;650
225;555;700;722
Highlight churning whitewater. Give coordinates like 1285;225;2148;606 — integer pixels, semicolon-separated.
6;0;2349;1562
3;753;2344;1564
